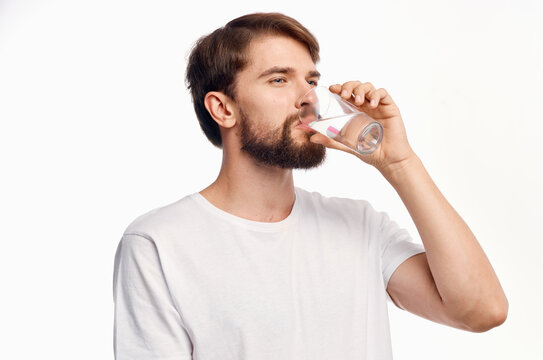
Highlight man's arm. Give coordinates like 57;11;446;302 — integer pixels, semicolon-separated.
382;155;508;332
310;81;508;331
113;233;194;359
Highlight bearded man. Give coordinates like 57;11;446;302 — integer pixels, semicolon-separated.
113;12;508;360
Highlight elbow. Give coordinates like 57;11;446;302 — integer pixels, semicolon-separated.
461;298;509;333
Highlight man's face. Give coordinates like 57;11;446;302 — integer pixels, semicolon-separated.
232;35;326;169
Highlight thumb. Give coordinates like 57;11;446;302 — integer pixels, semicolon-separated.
309;133;329;145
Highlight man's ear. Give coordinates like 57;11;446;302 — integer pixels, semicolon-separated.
204;91;237;129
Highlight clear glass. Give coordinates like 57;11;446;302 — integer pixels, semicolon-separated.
298;86;383;155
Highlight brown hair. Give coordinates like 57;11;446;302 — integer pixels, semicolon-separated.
185;12;320;148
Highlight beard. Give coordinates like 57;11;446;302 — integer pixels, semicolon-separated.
239;109;326;169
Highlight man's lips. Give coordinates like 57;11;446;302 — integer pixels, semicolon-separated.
294;120;317;132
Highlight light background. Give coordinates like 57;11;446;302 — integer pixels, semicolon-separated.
1;0;542;358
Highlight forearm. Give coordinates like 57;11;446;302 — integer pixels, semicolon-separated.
380;155;508;327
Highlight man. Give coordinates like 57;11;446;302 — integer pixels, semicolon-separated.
113;12;508;360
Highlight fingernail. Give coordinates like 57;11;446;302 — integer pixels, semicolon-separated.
341;90;348;97
355;95;362;104
371;99;377;106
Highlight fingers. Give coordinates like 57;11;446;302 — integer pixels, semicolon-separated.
330;81;367;101
367;87;393;106
352;82;374;106
329;82;393;108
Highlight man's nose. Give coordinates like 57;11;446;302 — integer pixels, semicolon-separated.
296;84;320;125
295;85;318;110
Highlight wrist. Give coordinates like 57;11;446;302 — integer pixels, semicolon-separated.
378;153;423;185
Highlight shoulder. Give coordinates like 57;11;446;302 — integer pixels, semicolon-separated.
295;187;378;221
123;193;199;241
296;187;373;211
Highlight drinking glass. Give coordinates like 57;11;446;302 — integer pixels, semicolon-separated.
298;86;383;155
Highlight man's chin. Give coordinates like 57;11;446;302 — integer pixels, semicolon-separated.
290;142;327;169
241;138;326;169
288;128;327;168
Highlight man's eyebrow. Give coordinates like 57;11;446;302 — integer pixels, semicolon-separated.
308;70;321;79
258;66;295;78
258;66;321;79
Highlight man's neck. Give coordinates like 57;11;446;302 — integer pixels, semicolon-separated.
199;151;296;223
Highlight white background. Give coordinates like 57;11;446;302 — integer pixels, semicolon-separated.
1;0;542;358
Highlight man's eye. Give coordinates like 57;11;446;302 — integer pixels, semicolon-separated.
308;80;318;86
272;78;285;83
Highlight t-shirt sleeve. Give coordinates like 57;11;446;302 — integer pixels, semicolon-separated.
113;233;193;360
375;209;425;301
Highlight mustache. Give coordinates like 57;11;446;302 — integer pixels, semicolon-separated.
284;113;301;128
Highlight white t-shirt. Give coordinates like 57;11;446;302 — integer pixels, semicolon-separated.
113;187;425;360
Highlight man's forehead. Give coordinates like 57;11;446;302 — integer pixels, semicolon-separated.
244;35;318;76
